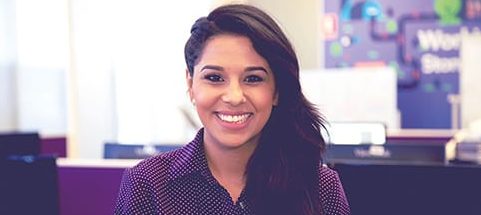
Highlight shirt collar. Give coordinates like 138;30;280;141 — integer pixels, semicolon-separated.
168;128;209;181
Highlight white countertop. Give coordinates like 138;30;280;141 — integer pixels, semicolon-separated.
57;158;140;168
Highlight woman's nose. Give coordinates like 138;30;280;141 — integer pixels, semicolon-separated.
221;82;246;106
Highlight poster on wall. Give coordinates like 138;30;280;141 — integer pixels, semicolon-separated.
323;0;481;129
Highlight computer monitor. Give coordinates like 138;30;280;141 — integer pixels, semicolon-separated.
0;132;40;157
332;162;481;215
0;155;59;215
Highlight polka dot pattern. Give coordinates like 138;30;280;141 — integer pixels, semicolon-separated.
115;129;350;214
319;166;351;215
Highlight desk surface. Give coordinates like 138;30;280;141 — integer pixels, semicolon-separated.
57;158;140;168
57;158;139;215
57;156;480;215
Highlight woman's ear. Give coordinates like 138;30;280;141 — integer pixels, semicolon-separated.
186;69;193;100
273;92;279;106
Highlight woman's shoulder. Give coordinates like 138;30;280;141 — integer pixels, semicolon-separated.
318;164;351;214
127;149;182;180
116;149;187;214
318;164;341;182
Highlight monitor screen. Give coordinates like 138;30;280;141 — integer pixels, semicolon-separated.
0;155;59;215
332;162;481;215
0;132;40;157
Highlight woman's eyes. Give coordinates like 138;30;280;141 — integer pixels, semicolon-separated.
202;74;264;84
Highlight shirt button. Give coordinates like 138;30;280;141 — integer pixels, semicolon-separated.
239;201;245;209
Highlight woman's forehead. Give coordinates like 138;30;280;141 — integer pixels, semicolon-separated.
194;34;270;72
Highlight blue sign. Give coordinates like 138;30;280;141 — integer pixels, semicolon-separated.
324;0;481;128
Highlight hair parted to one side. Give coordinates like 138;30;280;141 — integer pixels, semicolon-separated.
184;4;327;215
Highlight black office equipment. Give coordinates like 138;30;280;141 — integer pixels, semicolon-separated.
325;143;448;164
0;155;59;215
0;132;41;157
331;162;481;215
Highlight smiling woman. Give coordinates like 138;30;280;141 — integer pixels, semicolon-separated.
115;4;350;215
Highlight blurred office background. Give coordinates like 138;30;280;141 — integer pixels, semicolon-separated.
2;0;479;158
0;0;331;158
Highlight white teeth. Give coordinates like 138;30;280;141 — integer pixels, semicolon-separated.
217;113;250;123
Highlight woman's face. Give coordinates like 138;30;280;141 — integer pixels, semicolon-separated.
187;34;278;151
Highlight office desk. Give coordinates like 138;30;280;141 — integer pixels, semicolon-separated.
57;159;139;215
57;158;481;215
331;161;481;215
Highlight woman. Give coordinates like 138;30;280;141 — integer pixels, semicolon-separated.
116;4;350;215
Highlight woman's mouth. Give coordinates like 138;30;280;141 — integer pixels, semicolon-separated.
216;113;252;124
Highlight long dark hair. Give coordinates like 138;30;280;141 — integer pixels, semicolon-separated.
184;4;326;215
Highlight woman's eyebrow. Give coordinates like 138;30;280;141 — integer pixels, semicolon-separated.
200;65;268;73
245;66;268;73
200;65;224;72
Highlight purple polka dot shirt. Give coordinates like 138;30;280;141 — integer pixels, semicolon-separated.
115;129;350;214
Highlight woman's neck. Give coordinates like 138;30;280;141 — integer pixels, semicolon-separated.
203;137;258;202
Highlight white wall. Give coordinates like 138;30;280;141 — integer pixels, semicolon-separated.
301;67;399;129
68;0;123;158
0;0;68;135
0;68;16;131
248;0;322;70
67;0;212;158
461;34;481;128
15;0;69;136
0;0;17;131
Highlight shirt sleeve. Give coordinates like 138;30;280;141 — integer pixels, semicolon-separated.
320;168;351;215
115;167;157;215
